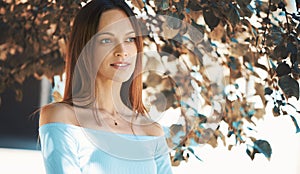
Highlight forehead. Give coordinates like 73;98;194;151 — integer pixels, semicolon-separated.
98;9;134;32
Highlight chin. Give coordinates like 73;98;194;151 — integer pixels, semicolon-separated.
112;69;135;82
112;75;132;82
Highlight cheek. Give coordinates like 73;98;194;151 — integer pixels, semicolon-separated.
128;43;138;56
93;47;111;69
94;46;111;60
129;46;138;65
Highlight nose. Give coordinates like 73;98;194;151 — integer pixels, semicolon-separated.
114;43;128;58
114;52;128;57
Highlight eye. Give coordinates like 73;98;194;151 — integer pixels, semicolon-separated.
99;38;112;44
125;37;136;43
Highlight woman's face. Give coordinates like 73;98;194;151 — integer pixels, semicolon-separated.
94;9;138;82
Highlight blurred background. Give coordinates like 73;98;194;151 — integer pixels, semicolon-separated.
1;0;300;174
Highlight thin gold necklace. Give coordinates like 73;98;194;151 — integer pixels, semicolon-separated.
94;106;139;135
98;108;120;126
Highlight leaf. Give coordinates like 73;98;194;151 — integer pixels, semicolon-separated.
273;105;280;116
289;115;300;133
236;0;252;7
269;59;277;70
203;8;220;31
162;13;182;39
52;90;63;102
227;4;240;26
275;62;291;77
253;139;272;159
292;61;300;75
228;144;234;150
187;0;202;11
187;147;203;161
228;56;238;70
229;43;249;57
278;75;299;100
272;44;289;60
166;13;182;30
264;87;273;95
131;0;144;10
162;22;180;39
207;134;218;148
190;19;205;34
255;0;269;14
146;71;162;87
246;148;252;158
172;0;184;13
208;22;225;41
154;0;169;11
169;124;184;137
215;129;226;146
269;4;277;11
271;0;281;4
254;108;266;119
287;42;297;55
153;89;176;111
173;149;184;161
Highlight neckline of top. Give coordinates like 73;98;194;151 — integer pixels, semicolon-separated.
39;122;165;138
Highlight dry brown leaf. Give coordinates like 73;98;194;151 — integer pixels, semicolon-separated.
131;0;145;10
52;90;63;102
208;22;225;41
254;108;266;119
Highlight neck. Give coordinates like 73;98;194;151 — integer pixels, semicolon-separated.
95;77;124;114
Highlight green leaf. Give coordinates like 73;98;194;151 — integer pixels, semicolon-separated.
203;8;220;31
275;62;291;77
187;147;203;161
227;4;240;26
289;115;300;133
253;139;272;159
272;45;289;60
186;0;202;11
154;0;169;11
287;42;297;55
173;148;184;162
278;75;299;100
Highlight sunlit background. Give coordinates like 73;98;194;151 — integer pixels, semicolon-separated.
1;0;300;174
0;65;299;174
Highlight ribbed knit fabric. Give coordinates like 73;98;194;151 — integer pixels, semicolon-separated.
39;123;173;174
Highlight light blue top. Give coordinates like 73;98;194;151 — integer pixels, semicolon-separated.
39;122;173;174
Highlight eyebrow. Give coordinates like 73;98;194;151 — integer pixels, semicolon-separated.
96;31;136;37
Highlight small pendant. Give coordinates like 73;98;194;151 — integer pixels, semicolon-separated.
114;121;118;126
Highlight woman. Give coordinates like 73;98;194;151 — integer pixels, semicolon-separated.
39;0;173;173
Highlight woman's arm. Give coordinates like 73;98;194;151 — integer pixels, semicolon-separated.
39;124;82;174
39;103;82;174
154;137;173;174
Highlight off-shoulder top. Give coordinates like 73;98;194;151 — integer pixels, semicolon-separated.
39;122;173;174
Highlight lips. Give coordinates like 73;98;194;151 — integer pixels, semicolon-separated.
110;61;131;69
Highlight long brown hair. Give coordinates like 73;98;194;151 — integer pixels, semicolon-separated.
63;0;147;115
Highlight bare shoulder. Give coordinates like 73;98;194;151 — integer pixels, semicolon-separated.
138;115;165;136
39;102;78;127
148;121;165;137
